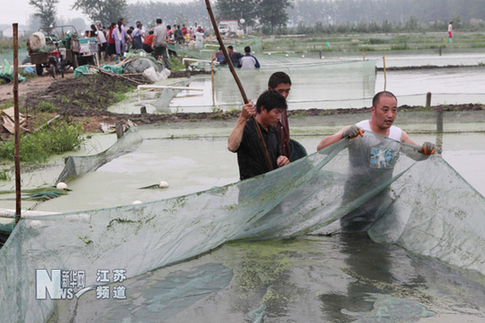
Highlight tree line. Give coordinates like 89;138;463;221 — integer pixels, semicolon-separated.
27;0;485;34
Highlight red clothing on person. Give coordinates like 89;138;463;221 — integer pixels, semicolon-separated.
143;34;155;46
108;27;115;44
182;26;187;35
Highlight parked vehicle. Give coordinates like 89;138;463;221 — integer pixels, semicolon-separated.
27;25;81;76
47;41;66;78
78;38;99;66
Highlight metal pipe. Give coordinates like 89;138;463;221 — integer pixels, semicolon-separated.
182;57;219;65
137;85;204;91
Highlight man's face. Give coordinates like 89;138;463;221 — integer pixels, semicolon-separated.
228;48;234;54
270;83;291;100
371;95;398;129
261;107;284;127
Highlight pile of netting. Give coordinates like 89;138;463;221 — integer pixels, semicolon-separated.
1;130;484;322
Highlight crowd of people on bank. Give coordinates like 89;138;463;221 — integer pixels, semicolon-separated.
85;18;209;69
83;18;261;70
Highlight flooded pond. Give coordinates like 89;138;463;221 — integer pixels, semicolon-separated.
2;49;485;323
110;50;485;114
15;119;484;323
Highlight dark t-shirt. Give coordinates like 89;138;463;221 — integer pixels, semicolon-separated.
236;120;281;180
229;52;243;66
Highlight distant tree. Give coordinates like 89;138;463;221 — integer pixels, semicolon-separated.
28;15;42;32
258;0;292;33
72;0;127;27
57;17;88;32
451;14;461;28
381;19;393;33
215;0;260;26
125;1;207;30
405;16;419;31
29;0;59;29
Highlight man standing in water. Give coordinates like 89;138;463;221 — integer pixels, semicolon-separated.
448;21;453;42
317;91;436;231
268;72;307;161
238;46;260;69
228;91;290;180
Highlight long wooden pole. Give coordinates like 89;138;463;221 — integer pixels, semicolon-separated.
204;0;273;171
383;52;387;91
13;23;21;225
208;14;215;106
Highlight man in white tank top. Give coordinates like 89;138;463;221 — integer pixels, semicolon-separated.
317;91;436;232
317;91;435;151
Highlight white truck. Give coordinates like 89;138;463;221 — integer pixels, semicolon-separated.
218;19;244;37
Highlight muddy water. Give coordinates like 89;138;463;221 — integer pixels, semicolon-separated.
124;65;485;113
52;234;485;322
4;127;485;322
32;130;485;212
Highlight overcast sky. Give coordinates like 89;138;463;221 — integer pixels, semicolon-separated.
1;0;191;26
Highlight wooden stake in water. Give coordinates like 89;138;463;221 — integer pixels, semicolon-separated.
382;52;387;91
426;92;432;107
436;106;443;155
13;23;21;225
363;49;365;61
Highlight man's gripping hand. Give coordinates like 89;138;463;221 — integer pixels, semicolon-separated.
342;125;363;139
241;102;255;120
277;155;290;167
421;142;436;155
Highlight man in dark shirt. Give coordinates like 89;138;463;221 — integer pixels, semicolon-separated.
228;90;290;180
226;45;243;66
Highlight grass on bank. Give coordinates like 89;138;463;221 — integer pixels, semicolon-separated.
170;56;185;72
0;120;84;164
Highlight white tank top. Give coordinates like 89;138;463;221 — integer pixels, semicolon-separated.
356;120;402;141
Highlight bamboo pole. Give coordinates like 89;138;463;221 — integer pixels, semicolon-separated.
13;23;21;226
208;15;216;106
363;49;365;60
204;0;273;171
211;56;215;106
383;52;387;91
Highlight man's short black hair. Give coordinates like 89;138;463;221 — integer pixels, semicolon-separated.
244;46;251;53
256;90;287;114
228;45;234;50
268;72;292;89
372;91;397;107
156;18;162;24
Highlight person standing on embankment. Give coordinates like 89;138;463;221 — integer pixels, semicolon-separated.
448;21;453;42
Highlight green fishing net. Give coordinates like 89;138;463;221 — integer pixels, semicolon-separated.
0;126;484;322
